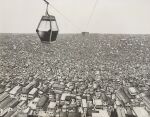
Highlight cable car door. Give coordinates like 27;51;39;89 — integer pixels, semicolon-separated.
51;20;59;42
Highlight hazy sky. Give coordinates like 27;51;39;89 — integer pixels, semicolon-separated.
0;0;150;34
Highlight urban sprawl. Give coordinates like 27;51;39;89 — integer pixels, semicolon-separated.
0;34;150;117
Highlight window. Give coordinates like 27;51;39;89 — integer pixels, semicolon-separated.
38;21;51;31
51;21;58;31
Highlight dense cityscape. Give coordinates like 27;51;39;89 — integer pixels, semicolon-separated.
0;33;150;117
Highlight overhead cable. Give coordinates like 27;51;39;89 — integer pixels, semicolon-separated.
49;3;82;32
85;0;98;32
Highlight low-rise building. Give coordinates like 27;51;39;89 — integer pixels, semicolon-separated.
142;96;150;112
9;85;21;98
16;112;28;117
116;107;126;117
8;99;19;112
17;100;27;111
128;87;138;96
93;99;103;110
61;93;70;101
0;92;9;102
20;81;37;101
92;109;109;117
0;97;13;116
28;88;38;100
0;85;5;94
81;99;87;112
58;112;68;117
68;112;81;117
47;101;56;117
40;86;49;95
133;107;150;117
22;107;30;114
28;97;40;110
37;95;49;111
125;107;136;117
4;110;16;117
116;88;130;105
53;84;65;90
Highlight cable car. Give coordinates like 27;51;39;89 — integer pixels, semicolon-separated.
36;0;59;43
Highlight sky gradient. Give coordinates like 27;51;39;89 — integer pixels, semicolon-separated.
0;0;150;34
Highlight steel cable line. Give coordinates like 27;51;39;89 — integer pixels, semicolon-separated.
85;0;99;32
49;3;83;32
42;0;98;33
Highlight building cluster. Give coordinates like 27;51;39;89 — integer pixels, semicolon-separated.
0;74;150;117
1;34;150;117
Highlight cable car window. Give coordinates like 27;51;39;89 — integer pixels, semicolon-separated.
38;21;51;31
51;21;58;31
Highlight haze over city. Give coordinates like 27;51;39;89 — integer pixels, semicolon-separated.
0;0;150;34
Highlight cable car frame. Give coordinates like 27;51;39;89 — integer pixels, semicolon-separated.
36;0;59;43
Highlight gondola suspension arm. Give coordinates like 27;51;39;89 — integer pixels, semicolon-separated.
43;0;49;5
43;0;50;16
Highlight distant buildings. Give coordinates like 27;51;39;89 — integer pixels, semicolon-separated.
82;32;90;36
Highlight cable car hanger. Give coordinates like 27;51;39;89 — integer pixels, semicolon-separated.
43;0;50;16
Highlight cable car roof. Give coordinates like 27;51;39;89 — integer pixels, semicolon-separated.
42;15;56;21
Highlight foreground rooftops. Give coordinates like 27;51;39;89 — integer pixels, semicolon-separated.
9;85;21;95
0;92;9;102
37;95;49;108
0;97;13;110
29;88;38;95
133;107;150;117
92;109;109;117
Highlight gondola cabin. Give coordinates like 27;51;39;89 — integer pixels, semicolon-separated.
36;15;59;43
36;0;59;43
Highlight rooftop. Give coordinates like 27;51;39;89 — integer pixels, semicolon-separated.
9;85;21;95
